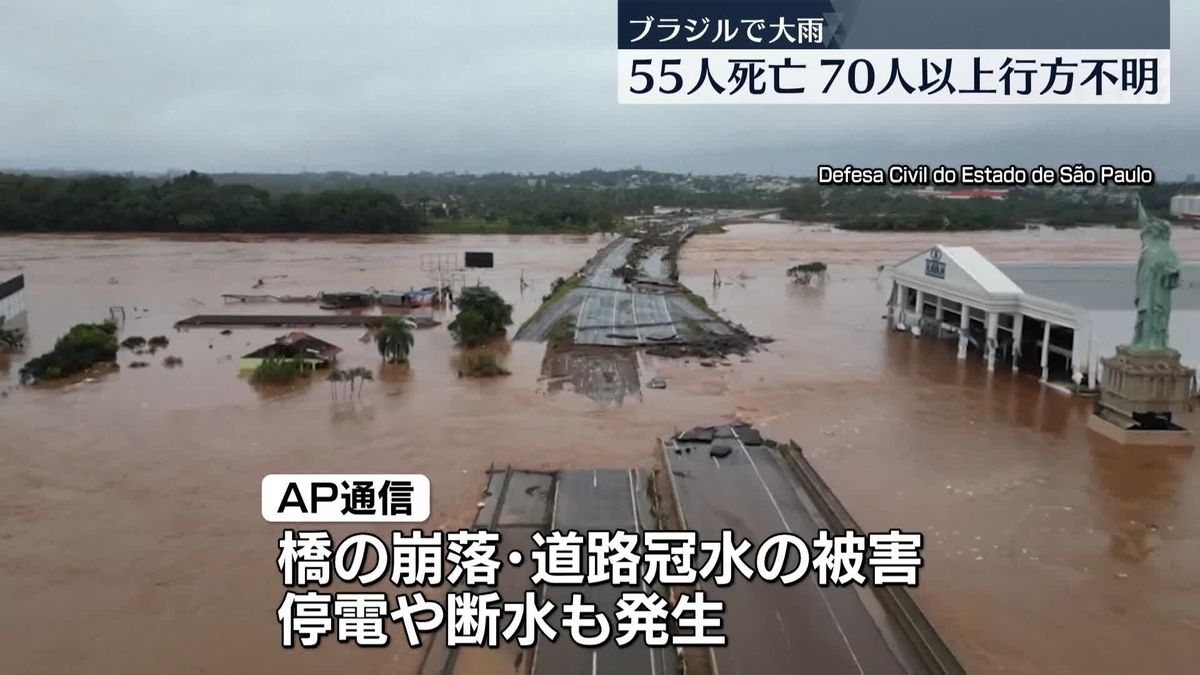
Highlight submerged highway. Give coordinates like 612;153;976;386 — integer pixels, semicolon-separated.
664;425;963;675
514;215;740;348
419;467;677;675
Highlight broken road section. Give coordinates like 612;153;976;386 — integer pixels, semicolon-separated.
664;424;966;675
515;218;769;400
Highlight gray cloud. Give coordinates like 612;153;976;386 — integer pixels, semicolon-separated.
0;0;1196;177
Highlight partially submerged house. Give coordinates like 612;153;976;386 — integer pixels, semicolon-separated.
239;332;342;371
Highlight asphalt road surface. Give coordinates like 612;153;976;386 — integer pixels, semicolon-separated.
420;468;675;675
665;428;913;675
532;469;675;675
420;468;555;675
518;221;739;347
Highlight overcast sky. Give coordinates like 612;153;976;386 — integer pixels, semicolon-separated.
0;1;1195;177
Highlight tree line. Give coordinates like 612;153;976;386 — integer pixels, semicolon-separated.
0;169;782;234
779;184;1199;231
0;171;427;234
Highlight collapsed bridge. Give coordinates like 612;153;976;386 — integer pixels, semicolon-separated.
419;425;965;675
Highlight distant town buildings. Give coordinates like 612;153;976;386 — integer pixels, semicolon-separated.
1169;195;1200;221
911;188;1009;201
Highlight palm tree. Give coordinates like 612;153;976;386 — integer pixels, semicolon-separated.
327;369;345;400
376;317;415;363
353;367;374;398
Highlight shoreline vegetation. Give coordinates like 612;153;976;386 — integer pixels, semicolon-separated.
0;169;1195;235
780;184;1195;231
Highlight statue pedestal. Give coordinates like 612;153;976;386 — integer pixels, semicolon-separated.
1088;346;1196;447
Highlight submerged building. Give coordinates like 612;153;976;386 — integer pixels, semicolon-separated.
0;274;26;329
887;246;1200;391
239;332;342;371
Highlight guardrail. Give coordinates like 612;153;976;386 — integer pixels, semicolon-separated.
776;440;968;675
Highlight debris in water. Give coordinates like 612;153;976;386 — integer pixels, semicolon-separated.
677;427;714;443
648;377;667;389
710;443;733;459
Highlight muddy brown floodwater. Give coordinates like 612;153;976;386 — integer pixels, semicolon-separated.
2;226;1200;675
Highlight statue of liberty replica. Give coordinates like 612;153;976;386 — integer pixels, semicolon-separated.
1133;199;1181;350
1089;196;1196;445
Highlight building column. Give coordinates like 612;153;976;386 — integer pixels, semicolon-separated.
913;289;925;336
887;281;898;323
1010;313;1024;372
893;284;907;330
1070;327;1084;388
1040;320;1052;382
957;306;970;360
934;296;945;323
985;311;999;372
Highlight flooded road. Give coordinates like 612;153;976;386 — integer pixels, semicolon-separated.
2;226;1200;674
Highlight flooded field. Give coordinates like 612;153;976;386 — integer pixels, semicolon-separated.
3;225;1200;674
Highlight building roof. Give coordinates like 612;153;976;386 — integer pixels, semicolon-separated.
0;274;24;301
996;262;1200;311
243;332;341;360
939;246;1025;295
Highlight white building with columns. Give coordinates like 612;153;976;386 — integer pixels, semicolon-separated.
0;274;25;329
887;246;1200;391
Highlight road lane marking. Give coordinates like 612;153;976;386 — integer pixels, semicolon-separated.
627;469;659;675
657;293;676;339
730;427;866;675
529;473;562;675
610;286;618;347
575;293;591;342
632;289;642;343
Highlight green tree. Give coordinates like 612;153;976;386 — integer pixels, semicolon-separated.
448;286;513;347
251;357;304;385
327;369;346;400
780;186;823;220
376;317;415;363
19;321;118;382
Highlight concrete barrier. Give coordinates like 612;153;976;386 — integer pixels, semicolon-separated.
777;441;968;675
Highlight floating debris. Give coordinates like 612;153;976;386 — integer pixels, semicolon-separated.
710;443;733;459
